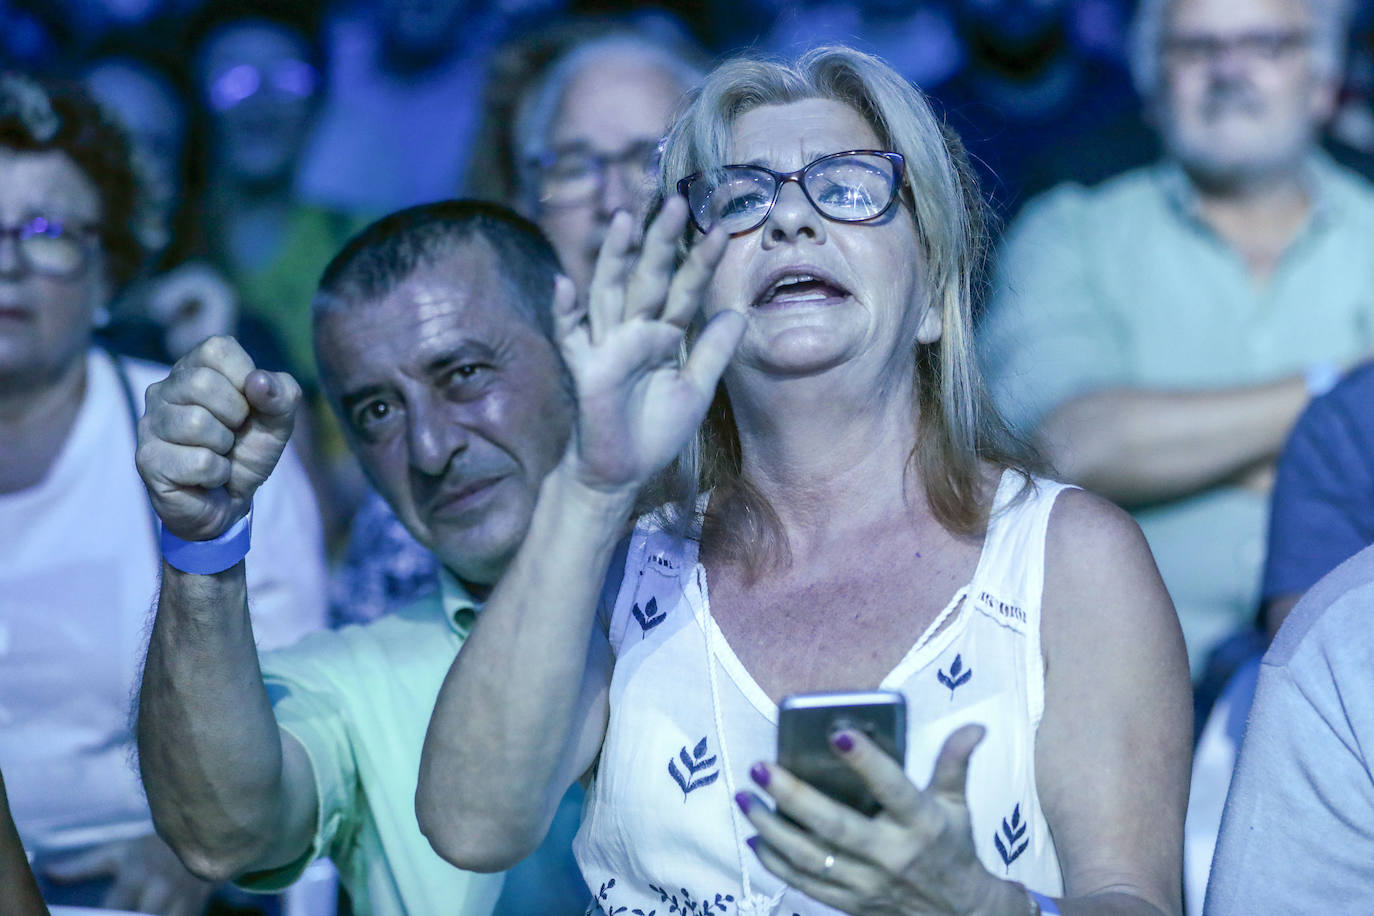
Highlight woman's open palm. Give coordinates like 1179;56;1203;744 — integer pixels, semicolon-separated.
556;198;745;495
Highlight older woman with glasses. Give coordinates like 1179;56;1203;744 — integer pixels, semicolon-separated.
0;74;326;914
419;47;1190;916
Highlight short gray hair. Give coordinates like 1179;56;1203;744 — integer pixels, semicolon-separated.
512;34;704;212
1129;0;1351;99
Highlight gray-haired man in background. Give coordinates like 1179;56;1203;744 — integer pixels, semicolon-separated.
979;0;1374;676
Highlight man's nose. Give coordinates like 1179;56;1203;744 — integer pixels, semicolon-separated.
597;161;641;218
1208;41;1253;80
406;393;469;477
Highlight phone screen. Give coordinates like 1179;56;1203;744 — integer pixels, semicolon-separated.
776;690;907;817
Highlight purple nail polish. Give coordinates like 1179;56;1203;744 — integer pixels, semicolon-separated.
735;791;752;814
831;730;854;753
749;762;770;787
746;835;760;853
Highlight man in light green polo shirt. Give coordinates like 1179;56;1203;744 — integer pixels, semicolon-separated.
133;201;586;913
979;0;1374;675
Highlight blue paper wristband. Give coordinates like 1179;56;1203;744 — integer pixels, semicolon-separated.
160;508;253;574
1029;890;1060;915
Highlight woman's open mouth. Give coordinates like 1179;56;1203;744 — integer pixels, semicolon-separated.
751;269;852;310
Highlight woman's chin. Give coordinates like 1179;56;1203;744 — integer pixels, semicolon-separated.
738;339;862;380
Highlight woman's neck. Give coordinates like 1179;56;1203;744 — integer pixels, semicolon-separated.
728;371;922;543
0;353;88;494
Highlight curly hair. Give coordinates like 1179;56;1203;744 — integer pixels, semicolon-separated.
0;72;158;289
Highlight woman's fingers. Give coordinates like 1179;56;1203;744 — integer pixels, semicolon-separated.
623;196;690;322
748;761;879;855
682;310;745;397
612;321;691;379
924;723;985;804
551;274;583;342
750;841;865;911
663;224;728;329
829;727;923;819
737;791;857;894
587;210;636;343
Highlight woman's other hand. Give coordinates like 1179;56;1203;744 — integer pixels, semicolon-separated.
739;724;1025;915
554;197;745;498
42;833;215;916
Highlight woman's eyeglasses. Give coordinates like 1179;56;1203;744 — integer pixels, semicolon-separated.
677;150;906;236
0;216;100;276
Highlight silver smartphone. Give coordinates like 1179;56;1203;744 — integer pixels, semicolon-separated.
776;689;907;817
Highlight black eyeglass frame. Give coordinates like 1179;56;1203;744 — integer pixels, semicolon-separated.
0;216;102;277
676;149;907;237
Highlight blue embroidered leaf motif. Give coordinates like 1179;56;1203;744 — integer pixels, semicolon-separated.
632;597;666;632
668;736;720;799
936;653;974;698
994;803;1029;870
598;879;632;914
643;884;733;914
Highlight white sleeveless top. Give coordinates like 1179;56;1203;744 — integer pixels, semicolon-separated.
575;471;1071;915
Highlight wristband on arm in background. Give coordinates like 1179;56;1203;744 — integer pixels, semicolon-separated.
160;508;253;574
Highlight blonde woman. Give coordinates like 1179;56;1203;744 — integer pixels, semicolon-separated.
418;47;1190;916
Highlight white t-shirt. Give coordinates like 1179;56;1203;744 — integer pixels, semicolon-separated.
0;348;328;854
576;471;1069;914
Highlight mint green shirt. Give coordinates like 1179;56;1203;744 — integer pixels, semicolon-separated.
236;573;500;914
979;155;1374;673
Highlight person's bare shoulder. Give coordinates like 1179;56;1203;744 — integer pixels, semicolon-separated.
1041;487;1183;656
1035;489;1190;915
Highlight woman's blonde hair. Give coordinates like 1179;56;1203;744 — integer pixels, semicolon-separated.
649;46;1034;572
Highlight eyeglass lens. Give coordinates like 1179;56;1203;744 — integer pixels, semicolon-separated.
2;218;90;275
685;152;901;235
538;140;660;206
209;60;318;112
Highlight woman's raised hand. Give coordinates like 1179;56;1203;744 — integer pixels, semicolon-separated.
555;196;745;497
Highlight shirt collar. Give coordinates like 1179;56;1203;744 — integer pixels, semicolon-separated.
1158;150;1340;229
438;567;481;640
